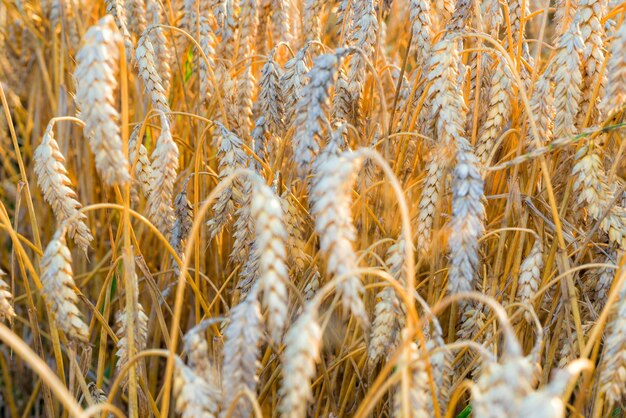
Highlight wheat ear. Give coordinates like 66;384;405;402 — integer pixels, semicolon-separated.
40;230;89;341
251;180;289;341
600;19;626;117
146;115;178;236
310;147;367;324
34;122;93;254
0;269;15;322
221;290;262;418
174;357;220;418
278;304;322;418
74;15;130;186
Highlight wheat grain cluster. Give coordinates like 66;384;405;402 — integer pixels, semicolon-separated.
0;0;626;416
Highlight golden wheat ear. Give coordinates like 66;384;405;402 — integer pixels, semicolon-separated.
74;15;130;187
40;230;89;342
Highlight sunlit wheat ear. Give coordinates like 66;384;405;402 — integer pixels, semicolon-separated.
293;52;343;178
551;21;583;143
310;147;368;324
216;0;237;60
598;273;626;406
416;150;445;256
231;166;256;267
74;15;130;186
527;68;555;148
601;19;626;117
259;50;285;135
125;0;147;38
425;35;467;149
554;0;578;40
34;122;93;254
174;357;220;418
393;342;431;417
221;291;262;418
136;29;170;112
303;0;322;41
280;190;310;276
345;0;378;125
271;0;292;44
146;115;178;236
435;0;455;27
572;146;626;249
594;251;616;306
471;355;536;417
115;302;148;391
145;0;172;93
482;0;502;35
281;47;309;126
518;238;544;320
171;185;193;273
104;0;134;63
476;58;512;165
278;304;322;418
369;238;407;363
40;230;89;342
251;180;289;341
408;0;433;70
199;15;217;104
207;123;249;238
447;147;485;297
128;125;153;198
575;0;606;125
0;269;15;323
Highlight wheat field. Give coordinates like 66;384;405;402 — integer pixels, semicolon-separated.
0;0;625;416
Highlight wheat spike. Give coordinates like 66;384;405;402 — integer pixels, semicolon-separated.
146;115;178;236
552;21;584;145
409;0;434;70
518;238;544;319
199;15;218;104
125;0;147;38
207;123;249;237
174;357;220;418
115;302;148;391
554;0;579;40
282;47;309;126
34;122;93;254
600;19;626;117
74;15;130;186
104;0;134;62
572;146;626;249
136;29;170;112
476;59;512;165
527;68;555;147
146;0;172;93
310;147;367;324
221;291;262;418
293;52;341;177
259;50;285;135
575;0;607;125
303;0;322;42
345;0;378;124
416;150;445;256
599;272;626;406
0;269;15;322
471;355;535;417
128;124;153;198
448;147;485;296
278;305;322;418
251;180;289;341
40;230;89;342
